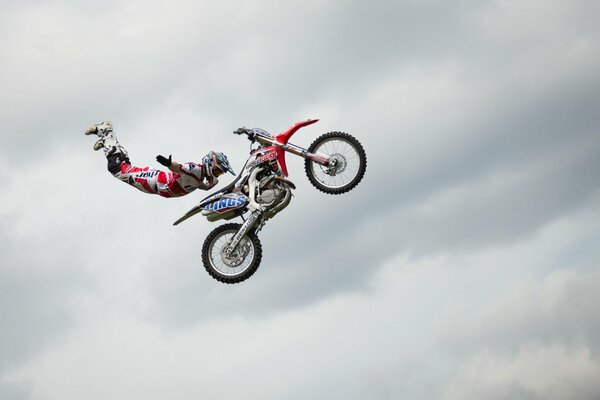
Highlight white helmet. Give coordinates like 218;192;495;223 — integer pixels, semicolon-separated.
202;151;235;177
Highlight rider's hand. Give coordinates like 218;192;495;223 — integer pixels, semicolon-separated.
156;154;172;167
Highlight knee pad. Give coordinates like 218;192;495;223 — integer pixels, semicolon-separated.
107;153;131;175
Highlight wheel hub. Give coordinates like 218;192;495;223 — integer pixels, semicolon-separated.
325;153;347;176
221;238;251;267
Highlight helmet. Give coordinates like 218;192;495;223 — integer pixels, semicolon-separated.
203;151;235;177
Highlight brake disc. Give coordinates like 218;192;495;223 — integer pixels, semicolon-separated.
220;237;251;267
325;153;347;176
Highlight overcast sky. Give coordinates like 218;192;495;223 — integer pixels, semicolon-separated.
1;0;600;399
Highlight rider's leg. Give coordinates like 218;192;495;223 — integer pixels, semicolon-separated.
85;121;129;158
95;131;131;174
109;158;161;194
85;121;158;195
102;136;160;195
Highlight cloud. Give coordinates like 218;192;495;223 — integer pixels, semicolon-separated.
439;237;600;399
444;344;600;400
3;204;599;399
440;266;600;358
1;0;600;398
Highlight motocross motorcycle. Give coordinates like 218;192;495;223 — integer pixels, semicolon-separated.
173;119;367;284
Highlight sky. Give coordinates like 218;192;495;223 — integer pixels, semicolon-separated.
1;0;600;399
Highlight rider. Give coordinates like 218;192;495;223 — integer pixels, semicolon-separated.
84;121;235;198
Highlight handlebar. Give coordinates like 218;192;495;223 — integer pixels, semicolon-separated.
233;127;249;136
233;127;271;142
233;127;255;143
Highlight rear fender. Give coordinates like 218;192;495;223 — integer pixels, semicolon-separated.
274;118;319;176
275;119;319;145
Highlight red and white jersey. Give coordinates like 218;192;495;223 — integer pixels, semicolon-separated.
115;161;218;198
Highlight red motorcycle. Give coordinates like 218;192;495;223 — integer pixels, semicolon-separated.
174;119;367;283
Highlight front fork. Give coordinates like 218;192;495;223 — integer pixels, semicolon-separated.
225;211;261;257
223;166;267;256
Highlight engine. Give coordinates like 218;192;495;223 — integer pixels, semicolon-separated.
254;175;293;219
200;167;294;224
257;185;285;205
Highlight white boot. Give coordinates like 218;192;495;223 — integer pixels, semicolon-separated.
86;121;115;151
85;121;128;157
93;139;105;151
84;121;113;137
98;132;129;158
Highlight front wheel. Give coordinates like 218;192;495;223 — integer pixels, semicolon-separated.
304;132;367;194
201;223;262;284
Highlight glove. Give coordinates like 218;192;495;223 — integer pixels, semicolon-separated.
156;154;172;167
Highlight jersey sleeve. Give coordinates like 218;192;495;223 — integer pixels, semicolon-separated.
179;162;218;189
180;162;203;181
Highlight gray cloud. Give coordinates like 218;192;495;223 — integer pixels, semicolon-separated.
0;225;89;397
1;0;600;398
442;268;600;356
144;69;600;325
441;269;600;400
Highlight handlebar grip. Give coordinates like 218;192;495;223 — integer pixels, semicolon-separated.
233;127;248;135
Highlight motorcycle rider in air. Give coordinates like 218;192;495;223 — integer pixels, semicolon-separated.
84;121;234;198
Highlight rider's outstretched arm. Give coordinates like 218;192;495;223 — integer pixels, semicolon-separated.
168;161;181;173
156;154;181;172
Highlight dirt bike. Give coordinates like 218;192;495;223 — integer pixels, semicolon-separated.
173;119;367;283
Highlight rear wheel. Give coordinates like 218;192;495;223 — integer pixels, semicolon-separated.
304;132;367;194
201;223;262;284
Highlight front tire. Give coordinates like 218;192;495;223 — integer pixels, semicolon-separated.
201;223;262;284
304;132;367;194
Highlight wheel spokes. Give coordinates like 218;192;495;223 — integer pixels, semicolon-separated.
311;139;362;189
209;232;254;276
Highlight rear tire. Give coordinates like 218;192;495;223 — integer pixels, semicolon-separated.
304;132;367;194
201;223;262;284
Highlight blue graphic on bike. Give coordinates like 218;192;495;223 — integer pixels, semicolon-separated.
204;194;248;213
